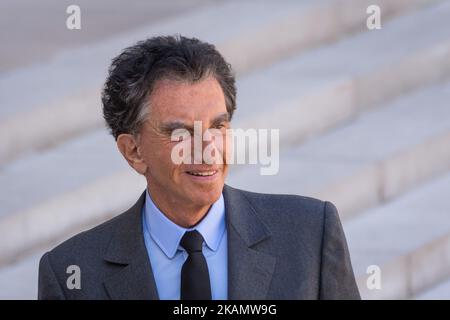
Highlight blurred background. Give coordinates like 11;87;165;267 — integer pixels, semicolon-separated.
1;0;449;299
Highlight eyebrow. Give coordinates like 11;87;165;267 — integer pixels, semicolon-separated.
159;112;229;135
211;112;230;127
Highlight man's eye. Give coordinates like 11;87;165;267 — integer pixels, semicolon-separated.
175;134;190;142
214;123;226;129
169;133;184;142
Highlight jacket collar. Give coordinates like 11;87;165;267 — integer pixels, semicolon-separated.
103;191;159;300
102;184;276;300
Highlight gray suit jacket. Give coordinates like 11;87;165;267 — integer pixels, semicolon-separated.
38;184;360;299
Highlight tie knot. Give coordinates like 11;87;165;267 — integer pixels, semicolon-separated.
180;230;204;253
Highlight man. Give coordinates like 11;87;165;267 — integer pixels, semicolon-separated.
38;35;360;300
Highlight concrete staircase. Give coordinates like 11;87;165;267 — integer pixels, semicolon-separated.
1;0;449;299
416;277;450;299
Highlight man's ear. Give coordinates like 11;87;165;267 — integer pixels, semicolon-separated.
116;133;147;175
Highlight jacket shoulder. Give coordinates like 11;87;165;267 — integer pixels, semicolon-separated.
236;187;329;220
228;187;339;246
40;212;125;278
42;191;145;266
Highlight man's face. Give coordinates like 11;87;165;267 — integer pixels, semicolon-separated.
138;76;230;209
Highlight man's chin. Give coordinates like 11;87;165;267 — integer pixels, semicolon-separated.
185;186;223;206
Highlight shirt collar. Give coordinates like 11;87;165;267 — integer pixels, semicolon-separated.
143;188;226;259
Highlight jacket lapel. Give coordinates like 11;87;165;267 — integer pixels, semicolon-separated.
223;185;277;299
101;185;277;300
102;191;159;300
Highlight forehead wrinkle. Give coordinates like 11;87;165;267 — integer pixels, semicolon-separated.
151;76;224;108
161;111;229;130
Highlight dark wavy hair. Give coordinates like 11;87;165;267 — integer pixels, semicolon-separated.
101;35;237;140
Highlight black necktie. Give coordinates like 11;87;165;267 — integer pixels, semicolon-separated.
180;230;212;300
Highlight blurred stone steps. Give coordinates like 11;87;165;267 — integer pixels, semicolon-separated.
234;0;450;145
228;80;450;219
0;252;41;300
1;2;450;268
0;0;449;299
0;0;437;165
346;171;450;299
415;277;450;300
0;132;144;265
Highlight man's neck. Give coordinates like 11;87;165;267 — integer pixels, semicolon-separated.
146;187;211;228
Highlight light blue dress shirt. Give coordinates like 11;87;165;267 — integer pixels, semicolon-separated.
142;189;228;300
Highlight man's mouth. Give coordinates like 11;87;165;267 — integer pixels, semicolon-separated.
186;170;218;177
